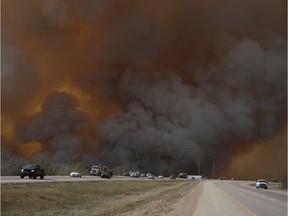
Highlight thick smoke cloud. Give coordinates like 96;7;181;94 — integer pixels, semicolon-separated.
16;92;89;162
98;39;286;171
2;0;286;176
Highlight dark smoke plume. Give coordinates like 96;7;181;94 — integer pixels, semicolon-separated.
2;0;286;177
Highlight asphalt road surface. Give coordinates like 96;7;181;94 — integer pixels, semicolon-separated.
193;180;287;216
0;175;148;183
1;175;189;184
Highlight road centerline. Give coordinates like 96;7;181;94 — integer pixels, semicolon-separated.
224;191;257;216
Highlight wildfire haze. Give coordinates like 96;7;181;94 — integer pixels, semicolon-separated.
2;0;287;178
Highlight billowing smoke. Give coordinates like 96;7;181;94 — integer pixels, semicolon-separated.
97;39;286;172
2;0;286;176
16;92;89;163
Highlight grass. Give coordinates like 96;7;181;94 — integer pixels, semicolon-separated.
1;180;196;216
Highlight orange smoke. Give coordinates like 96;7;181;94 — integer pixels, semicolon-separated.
18;142;43;158
224;128;287;180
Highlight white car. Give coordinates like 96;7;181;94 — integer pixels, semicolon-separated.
70;171;82;178
256;179;268;189
148;175;154;179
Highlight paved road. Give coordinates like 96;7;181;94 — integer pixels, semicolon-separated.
1;175;181;184
0;175;141;183
193;180;287;216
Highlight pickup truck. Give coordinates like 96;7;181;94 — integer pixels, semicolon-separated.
256;179;268;189
20;164;45;179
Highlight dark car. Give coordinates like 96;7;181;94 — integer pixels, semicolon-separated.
177;173;188;178
170;175;176;179
101;171;111;179
21;164;45;179
123;172;130;176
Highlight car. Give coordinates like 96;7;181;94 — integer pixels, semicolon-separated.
130;172;140;178
177;173;188;178
170;175;176;179
70;171;82;177
101;171;111;179
148;175;154;179
123;172;130;176
188;176;195;180
256;179;268;189
158;175;164;179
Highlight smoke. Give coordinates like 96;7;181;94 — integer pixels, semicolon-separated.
16;92;89;163
2;0;286;176
97;39;286;171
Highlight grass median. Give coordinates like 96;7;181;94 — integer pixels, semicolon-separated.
1;180;198;216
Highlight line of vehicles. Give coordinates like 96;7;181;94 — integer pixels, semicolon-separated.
19;164;202;180
19;163;270;190
19;163;113;179
122;171;205;180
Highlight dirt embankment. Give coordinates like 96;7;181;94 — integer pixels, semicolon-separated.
116;181;204;216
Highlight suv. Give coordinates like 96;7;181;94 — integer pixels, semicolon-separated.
256;179;268;189
21;164;45;179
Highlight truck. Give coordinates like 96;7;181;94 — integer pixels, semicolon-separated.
20;164;45;179
256;179;268;189
90;165;113;178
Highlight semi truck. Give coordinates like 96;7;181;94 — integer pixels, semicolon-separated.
90;165;113;178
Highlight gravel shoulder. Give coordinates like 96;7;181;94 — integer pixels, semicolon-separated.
116;180;203;216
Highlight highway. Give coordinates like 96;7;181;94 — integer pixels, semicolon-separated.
1;175;188;184
1;175;144;184
193;180;287;216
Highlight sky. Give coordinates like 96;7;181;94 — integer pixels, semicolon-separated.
1;0;287;179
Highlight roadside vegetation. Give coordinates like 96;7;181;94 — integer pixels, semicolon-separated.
1;150;90;176
1;149;178;177
1;180;198;216
268;182;287;191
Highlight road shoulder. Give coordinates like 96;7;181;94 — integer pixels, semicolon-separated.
167;180;204;216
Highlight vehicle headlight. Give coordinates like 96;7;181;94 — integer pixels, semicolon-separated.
31;170;35;172
21;169;24;172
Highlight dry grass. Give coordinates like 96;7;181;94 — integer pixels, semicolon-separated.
1;180;197;216
267;182;287;191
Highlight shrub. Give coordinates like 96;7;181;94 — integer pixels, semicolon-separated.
56;162;90;175
159;167;176;177
1;149;28;176
31;153;59;175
